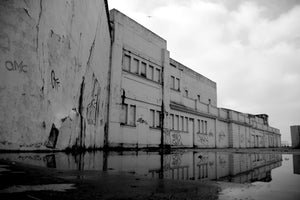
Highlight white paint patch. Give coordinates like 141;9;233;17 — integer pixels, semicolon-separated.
0;168;10;173
0;165;10;173
0;184;76;193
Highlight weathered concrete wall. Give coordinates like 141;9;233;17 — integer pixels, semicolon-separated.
108;9;167;148
0;0;111;150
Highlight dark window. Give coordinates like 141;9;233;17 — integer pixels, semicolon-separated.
141;62;147;77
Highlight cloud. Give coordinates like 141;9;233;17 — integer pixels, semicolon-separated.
108;0;300;144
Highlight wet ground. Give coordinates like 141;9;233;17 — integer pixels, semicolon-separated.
0;149;299;200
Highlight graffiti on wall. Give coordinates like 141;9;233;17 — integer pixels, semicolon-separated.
171;132;182;146
163;152;183;169
137;117;148;125
240;133;244;143
219;156;227;168
209;130;214;137
197;132;208;145
5;60;27;73
0;32;10;52
164;128;171;145
171;153;182;166
219;131;226;142
86;75;101;125
50;70;60;90
197;153;209;165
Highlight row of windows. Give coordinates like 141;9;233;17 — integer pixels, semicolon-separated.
169;113;208;134
170;76;211;104
197;119;208;134
150;109;162;128
198;163;208;179
170;114;189;132
120;104;209;133
171;76;180;90
123;52;161;83
120;104;136;126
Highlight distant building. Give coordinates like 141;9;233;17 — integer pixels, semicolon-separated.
291;126;300;148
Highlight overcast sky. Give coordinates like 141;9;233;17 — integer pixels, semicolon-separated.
108;0;300;144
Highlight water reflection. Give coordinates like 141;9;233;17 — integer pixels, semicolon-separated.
293;155;300;175
0;151;282;183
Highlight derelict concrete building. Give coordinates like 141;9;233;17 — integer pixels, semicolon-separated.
0;2;280;151
106;9;281;149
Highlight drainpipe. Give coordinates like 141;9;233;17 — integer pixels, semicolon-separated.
105;20;114;149
160;72;165;149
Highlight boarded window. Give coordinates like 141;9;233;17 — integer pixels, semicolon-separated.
132;58;139;74
175;115;179;130
120;104;128;124
123;55;130;71
176;78;180;90
129;105;136;126
155;68;161;83
149;65;154;80
156;111;161;128
181;116;184;131
185;117;188;132
201;120;204;133
150;109;155;127
171;114;174;130
171;76;175;89
141;62;147;77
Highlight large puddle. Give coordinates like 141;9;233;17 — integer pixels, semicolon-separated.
0;151;299;199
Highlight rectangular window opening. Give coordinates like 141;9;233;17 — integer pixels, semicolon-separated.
176;78;180;90
150;109;155;127
141;62;147;77
123;55;130;71
149;65;154;80
129;105;136;126
132;58;139;74
171;76;175;89
121;104;128;124
155;68;161;83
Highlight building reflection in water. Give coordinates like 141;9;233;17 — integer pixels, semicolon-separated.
0;151;282;183
293;155;300;175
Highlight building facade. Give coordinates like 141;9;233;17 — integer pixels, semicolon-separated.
291;125;300;148
106;9;281;149
0;4;280;151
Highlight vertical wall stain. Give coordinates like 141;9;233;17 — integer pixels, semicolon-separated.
78;76;85;148
36;0;43;53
